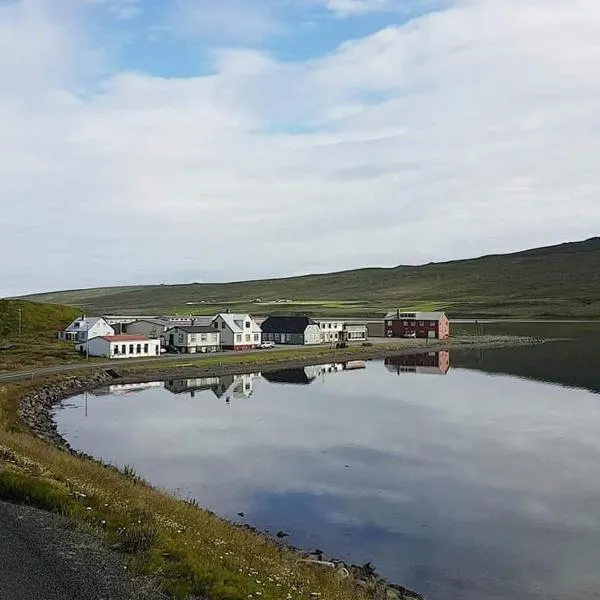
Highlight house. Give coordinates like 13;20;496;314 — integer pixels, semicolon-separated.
164;377;221;396
211;313;261;350
126;318;175;339
384;310;450;339
384;351;450;375
341;323;368;342
164;326;221;353
261;316;321;345
82;335;160;359
317;320;345;343
58;316;115;342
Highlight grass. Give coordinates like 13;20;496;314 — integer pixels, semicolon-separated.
0;376;381;600
19;237;600;318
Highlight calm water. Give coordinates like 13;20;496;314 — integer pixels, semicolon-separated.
55;323;600;600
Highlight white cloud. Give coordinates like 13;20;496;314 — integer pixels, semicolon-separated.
172;0;284;43
324;0;393;16
1;0;600;295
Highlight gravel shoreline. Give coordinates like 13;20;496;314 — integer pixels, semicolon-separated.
14;335;542;600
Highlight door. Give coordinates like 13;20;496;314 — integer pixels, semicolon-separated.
428;330;436;339
169;334;174;346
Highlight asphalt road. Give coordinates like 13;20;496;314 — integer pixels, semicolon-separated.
0;501;163;600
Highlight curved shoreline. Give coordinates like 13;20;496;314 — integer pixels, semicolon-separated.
14;335;543;600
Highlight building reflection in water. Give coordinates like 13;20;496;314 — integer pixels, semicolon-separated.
384;351;451;375
163;373;262;402
262;361;365;386
91;381;165;396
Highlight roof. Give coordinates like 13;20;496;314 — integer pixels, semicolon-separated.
214;313;261;333
100;335;150;342
384;310;446;321
64;316;108;332
261;316;317;334
130;318;172;327
167;325;217;334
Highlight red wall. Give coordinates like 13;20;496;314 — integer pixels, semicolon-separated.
385;317;449;339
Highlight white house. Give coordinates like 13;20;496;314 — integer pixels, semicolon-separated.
317;320;345;343
83;335;160;359
58;316;114;342
211;313;261;350
164;326;221;353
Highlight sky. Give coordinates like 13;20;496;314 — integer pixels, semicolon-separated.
1;0;599;296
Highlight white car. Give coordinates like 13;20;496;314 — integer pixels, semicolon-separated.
260;341;275;349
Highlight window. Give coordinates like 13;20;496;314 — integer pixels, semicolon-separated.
122;344;126;354
190;334;196;343
213;322;218;329
144;344;149;353
236;334;242;343
222;322;226;329
430;321;436;326
113;345;119;355
136;344;142;354
129;344;134;354
245;321;250;328
387;321;392;326
254;334;259;342
201;334;207;342
419;321;425;326
328;323;332;329
245;334;251;342
403;321;409;326
178;334;184;344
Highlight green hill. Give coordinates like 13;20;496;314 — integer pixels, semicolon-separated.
0;299;81;339
17;237;600;319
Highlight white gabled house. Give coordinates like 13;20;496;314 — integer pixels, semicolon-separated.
83;335;161;359
211;313;261;350
58;316;115;342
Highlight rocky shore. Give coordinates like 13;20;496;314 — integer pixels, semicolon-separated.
15;336;542;600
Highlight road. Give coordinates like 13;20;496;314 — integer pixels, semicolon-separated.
0;342;349;383
0;501;163;600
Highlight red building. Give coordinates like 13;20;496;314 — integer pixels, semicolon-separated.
384;310;450;339
384;351;451;375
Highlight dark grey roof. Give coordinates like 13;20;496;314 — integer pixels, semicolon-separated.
167;325;217;334
260;316;317;334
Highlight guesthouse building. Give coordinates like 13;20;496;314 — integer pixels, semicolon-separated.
58;316;115;342
261;316;322;345
164;326;221;353
384;310;450;339
211;313;261;350
83;335;160;359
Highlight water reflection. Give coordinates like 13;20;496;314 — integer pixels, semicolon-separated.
55;331;600;600
384;351;450;375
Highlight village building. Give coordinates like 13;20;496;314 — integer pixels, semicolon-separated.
317;320;345;343
261;316;322;345
384;310;450;339
211;313;261;350
342;323;369;342
58;316;115;342
82;335;160;359
164;326;221;353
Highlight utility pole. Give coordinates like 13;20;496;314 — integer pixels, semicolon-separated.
17;308;22;339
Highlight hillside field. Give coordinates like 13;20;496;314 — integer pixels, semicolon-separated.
16;237;600;319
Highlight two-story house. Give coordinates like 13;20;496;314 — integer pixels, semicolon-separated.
58;316;115;342
164;326;221;353
211;313;261;350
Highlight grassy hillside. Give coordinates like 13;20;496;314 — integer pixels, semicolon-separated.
0;300;83;372
18;237;600;318
0;300;80;338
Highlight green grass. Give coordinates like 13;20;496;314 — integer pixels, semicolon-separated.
18;237;600;318
0;300;86;372
0;377;382;600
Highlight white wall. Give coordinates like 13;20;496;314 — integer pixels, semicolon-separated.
319;320;344;342
86;337;160;359
305;324;323;345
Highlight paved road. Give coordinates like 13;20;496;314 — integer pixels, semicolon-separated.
0;501;163;600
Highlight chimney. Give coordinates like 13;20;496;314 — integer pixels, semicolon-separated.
226;307;230;314
396;308;400;319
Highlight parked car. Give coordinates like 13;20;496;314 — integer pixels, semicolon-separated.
260;341;275;349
